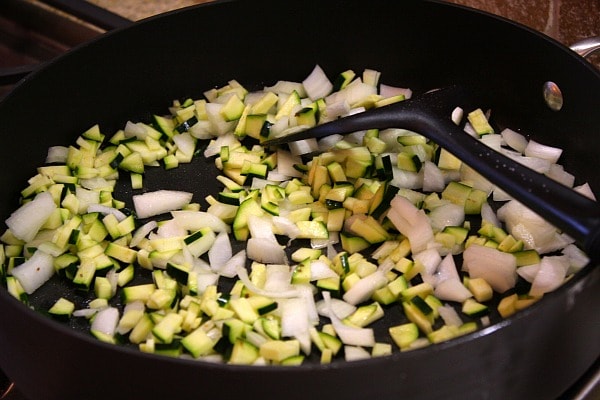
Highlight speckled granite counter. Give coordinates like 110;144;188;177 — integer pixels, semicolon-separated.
87;0;599;68
88;0;598;48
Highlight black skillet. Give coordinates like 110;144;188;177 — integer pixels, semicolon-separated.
0;1;599;399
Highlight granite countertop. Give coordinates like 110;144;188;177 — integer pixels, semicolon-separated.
88;0;599;63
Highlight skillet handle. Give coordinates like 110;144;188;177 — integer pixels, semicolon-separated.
570;36;600;58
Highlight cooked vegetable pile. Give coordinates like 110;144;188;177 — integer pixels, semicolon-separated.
0;65;595;365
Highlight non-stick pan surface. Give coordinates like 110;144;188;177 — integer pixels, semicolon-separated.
0;1;599;399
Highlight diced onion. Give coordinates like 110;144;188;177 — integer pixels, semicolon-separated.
45;145;69;164
90;307;120;337
529;256;569;297
11;250;55;294
6;191;56;242
462;244;517;293
302;64;333;101
88;204;128;222
323;292;375;347
133;190;193;219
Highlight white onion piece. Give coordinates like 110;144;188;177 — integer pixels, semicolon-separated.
11;250;54;294
247;238;286;264
80;177;116;191
327;79;376;107
247;215;277;241
524;139;563;163
315;297;356;320
245;330;268;349
205;102;236;136
322;292;375;347
422;161;446;193
208;231;232;271
6;191;56;243
302;64;333;101
434;278;473;302
188;120;212;140
574;183;597;200
322;102;350;121
133;190;193;219
266;170;290;182
413;248;442;277
380;84;412;100
516;264;540;283
264;264;293;293
297;284;319;325
105;268;119;297
500;128;528;153
288;138;319;156
480;202;500;227
529;256;569;297
272;216;300;240
463;123;478;138
280;297;312;354
318;134;345;152
170;210;230;233
437;304;463;327
342;260;393;306
269;116;290;137
204;132;238;158
276;149;303;178
45;145;69;164
172;131;196;157
234;264;299;298
434;253;461;285
250;178;272;190
310;231;339;249
562;243;590;274
427;202;465;232
480;133;504;152
90;307;120;337
309;259;338;281
123;121;147;139
342;129;366;146
391;166;423;190
156;219;187;238
492;186;513;202
344;346;371;362
75;186;100;214
263;80;306;97
88;204;128;222
497;200;560;253
451;107;463;125
189;251;212;273
73;308;98;318
546;164;575;188
216;250;246;278
196;272;220;294
387;195;434;254
462;244;517;293
129;221;158;248
502;152;551;174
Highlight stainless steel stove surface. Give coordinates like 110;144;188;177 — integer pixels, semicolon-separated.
0;1;598;399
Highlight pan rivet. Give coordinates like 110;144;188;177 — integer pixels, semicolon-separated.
543;81;563;111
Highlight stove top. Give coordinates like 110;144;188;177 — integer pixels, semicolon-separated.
0;0;130;98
